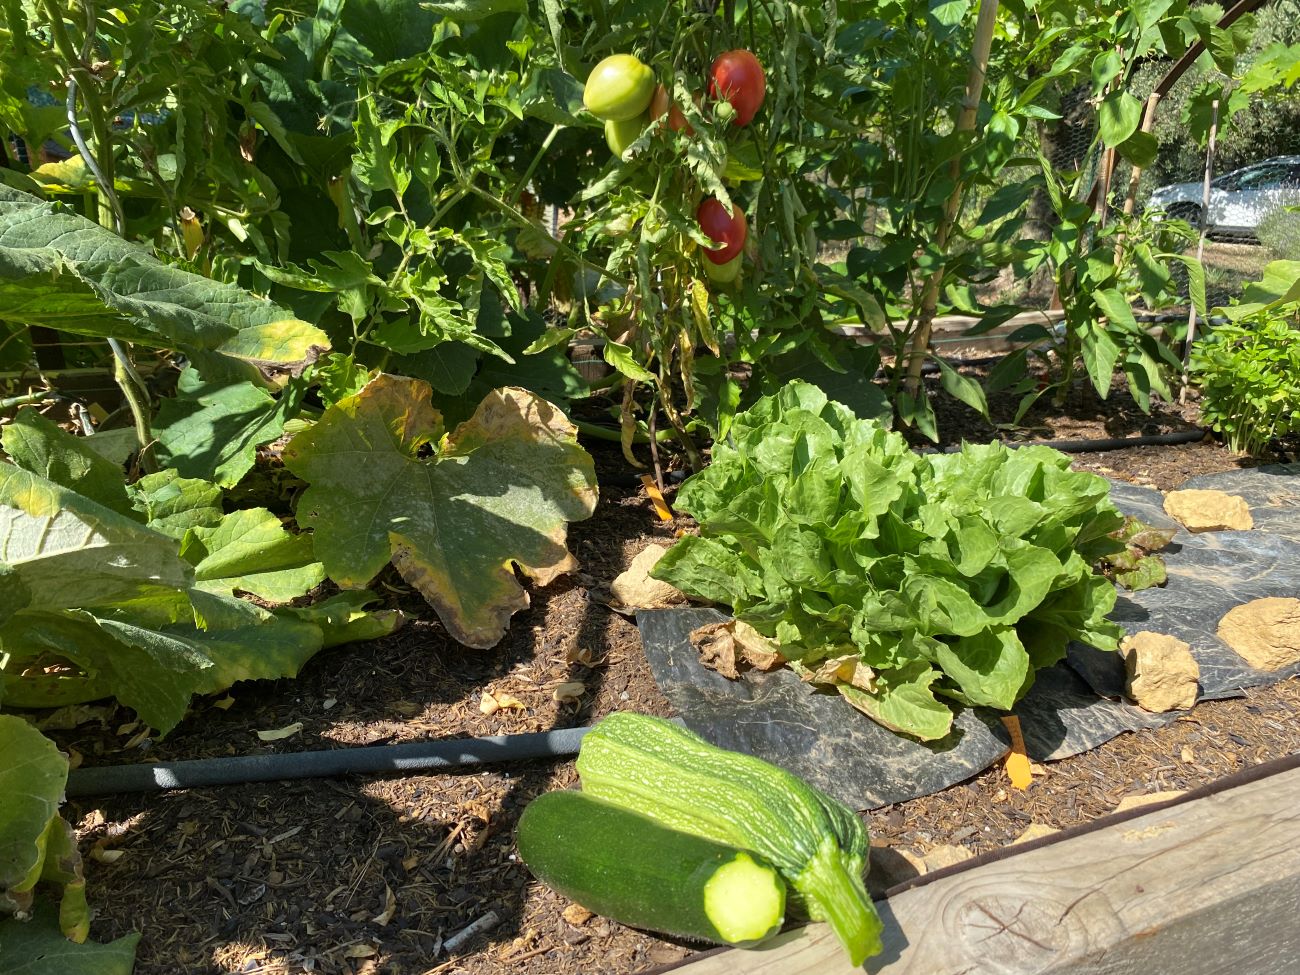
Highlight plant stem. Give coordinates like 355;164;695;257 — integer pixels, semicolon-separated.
509;124;561;203
463;182;632;287
0;391;56;410
901;0;1000;400
571;419;676;444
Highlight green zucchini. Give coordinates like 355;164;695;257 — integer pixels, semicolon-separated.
575;712;882;965
516;790;786;945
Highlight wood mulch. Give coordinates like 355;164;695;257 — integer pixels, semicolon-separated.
47;378;1300;975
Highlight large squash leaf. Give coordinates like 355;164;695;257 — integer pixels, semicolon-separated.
126;470;225;541
1;412;132;518
0;185;328;373
152;368;296;487
0;466;193;621
0;717;65;909
0;453;387;732
181;508;325;602
283;375;597;648
0;903;138;975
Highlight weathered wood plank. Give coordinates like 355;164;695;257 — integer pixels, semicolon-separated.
671;765;1300;974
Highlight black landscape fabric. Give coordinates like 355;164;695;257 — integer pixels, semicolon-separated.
636;468;1300;810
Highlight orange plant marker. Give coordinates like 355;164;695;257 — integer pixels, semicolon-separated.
640;474;675;522
1000;714;1033;790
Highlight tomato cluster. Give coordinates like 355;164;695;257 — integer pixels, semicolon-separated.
582;50;766;284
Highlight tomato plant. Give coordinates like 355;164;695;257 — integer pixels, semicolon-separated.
697;199;747;264
584;54;656;122
605;115;648;160
704;253;743;284
708;50;765;127
650;84;695;134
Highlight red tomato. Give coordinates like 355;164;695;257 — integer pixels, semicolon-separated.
649;84;695;134
697;198;747;264
708;50;766;126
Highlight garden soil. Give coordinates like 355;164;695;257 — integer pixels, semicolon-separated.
49;379;1300;975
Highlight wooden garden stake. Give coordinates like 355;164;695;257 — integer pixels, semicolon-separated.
903;0;1000;399
1122;93;1163;218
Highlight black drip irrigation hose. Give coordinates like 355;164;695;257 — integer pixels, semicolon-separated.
65;726;593;798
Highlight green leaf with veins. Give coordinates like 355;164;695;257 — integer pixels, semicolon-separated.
282;374;597;648
153;368;296;488
0;902;138;975
127;470;225;540
0;465;193;616
182;508;325;602
0;715;66;905
1;411;131;517
837;662;954;741
0;186;328;372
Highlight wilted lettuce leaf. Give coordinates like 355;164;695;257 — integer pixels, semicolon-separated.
653;382;1126;741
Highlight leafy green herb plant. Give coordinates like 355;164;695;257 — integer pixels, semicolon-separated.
1190;308;1300;456
652;383;1128;741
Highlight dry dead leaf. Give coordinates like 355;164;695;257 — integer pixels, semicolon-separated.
562;903;594;926
123;728;151;749
802;654;876;692
372;885;397;926
480;690;525;716
552;681;585;703
256;722;303;742
689;620;787;680
1114;790;1185;813
90;847;125;864
608;544;685;611
36;704;109;731
212;696;236;711
341;944;377;959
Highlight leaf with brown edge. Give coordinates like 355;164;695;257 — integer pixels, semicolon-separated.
282;375;597;648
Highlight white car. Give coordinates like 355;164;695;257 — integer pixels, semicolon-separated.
1147;156;1300;236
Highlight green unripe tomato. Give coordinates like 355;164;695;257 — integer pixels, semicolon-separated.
604;114;647;161
703;252;742;285
584;54;656;122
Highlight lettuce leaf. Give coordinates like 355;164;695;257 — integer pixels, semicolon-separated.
653;382;1126;740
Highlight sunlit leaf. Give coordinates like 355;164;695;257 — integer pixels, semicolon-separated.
283;375;597;647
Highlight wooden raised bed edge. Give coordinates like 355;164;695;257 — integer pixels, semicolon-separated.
652;749;1300;974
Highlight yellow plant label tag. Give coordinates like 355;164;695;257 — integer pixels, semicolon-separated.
640;474;674;522
1001;714;1033;790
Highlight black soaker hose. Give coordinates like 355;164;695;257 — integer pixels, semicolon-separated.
940;427;1208;454
65;726;592;798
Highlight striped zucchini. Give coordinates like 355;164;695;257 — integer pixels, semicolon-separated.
517;790;786;945
575;712;882;965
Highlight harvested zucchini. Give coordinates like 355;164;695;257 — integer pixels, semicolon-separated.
516;790;786;946
576;712;882;965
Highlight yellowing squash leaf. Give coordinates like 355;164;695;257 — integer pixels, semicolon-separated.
283;375;597;648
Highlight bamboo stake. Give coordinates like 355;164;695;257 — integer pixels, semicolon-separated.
1180;92;1222;404
1122;93;1163;217
902;0;1000;399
